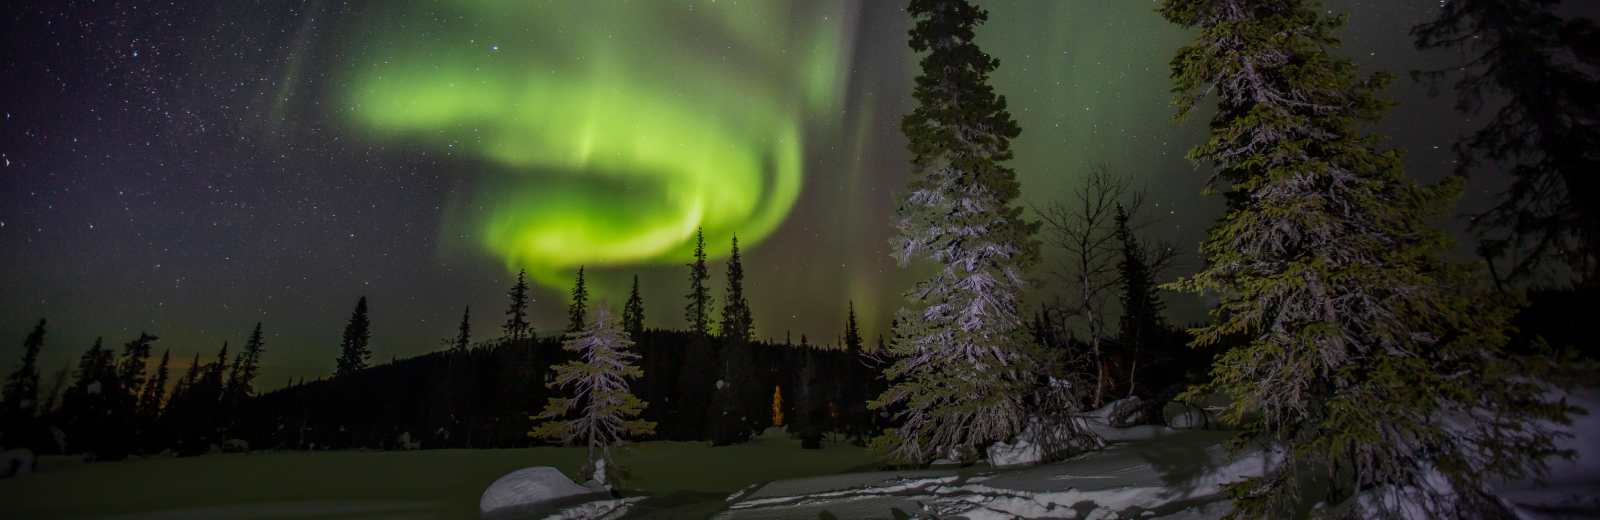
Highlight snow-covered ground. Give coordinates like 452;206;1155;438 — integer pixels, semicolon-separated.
0;431;872;519
699;390;1600;520
5;391;1594;519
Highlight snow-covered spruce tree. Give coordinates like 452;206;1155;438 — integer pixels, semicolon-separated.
1161;1;1583;517
529;304;656;489
873;0;1088;466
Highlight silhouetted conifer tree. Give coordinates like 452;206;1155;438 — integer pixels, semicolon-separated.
794;348;826;449
720;236;752;342
1;319;46;448
450;307;471;352
568;267;589;334
843;303;861;352
137;349;170;419
61;338;116;458
165;352;200;419
117;333;157;401
1414;0;1600;286
623;275;645;336
335;297;372;377
504;269;533;341
685;228;715;336
226;323;266;402
1113;204;1168;398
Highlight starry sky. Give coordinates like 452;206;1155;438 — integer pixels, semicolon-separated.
4;0;1590;391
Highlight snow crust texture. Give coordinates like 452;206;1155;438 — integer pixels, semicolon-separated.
719;430;1258;519
539;496;645;520
478;466;593;518
714;391;1600;520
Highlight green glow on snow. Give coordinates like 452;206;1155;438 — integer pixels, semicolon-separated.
343;1;850;286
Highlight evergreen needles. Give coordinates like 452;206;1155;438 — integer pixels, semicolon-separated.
1160;0;1586;517
873;0;1069;466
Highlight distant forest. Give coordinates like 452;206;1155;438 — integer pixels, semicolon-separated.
2;205;1596;461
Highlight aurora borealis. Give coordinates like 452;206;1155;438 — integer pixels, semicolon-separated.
2;0;1573;390
344;1;853;286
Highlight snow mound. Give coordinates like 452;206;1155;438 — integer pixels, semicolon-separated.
222;439;249;453
987;416;1100;468
479;466;597;518
0;448;33;478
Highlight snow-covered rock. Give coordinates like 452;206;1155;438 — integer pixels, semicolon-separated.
1167;409;1214;430
0;448;33;478
222;439;249;453
396;431;421;451
479;466;597;518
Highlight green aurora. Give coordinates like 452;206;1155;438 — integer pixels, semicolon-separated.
343;1;854;287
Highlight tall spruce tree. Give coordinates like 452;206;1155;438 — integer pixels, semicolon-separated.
451;307;472;352
335;297;372;377
720;236;752;342
61;338;116;458
710;237;757;444
623;275;645;336
529;304;656;488
137;349;171;419
117;333;158;401
1;319;47;447
1161;0;1583;517
225;323;266;402
505;269;533;341
1413;0;1600;286
114;333;158;451
563;267;588;332
685;228;715;336
843;302;862;353
872;0;1058;466
1113;203;1168;397
182;343;229;453
164;352;202;423
2;320;46;418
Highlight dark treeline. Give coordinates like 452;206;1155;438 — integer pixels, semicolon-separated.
240;330;886;451
0;312;890;458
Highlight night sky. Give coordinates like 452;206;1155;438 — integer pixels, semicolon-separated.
4;0;1589;392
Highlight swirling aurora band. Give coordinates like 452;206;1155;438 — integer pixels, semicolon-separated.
343;1;852;286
